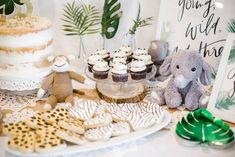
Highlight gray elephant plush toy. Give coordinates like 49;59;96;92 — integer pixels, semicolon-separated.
151;50;212;111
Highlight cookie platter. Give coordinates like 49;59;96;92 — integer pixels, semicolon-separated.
4;99;171;157
85;65;156;103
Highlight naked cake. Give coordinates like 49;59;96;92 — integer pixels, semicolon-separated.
0;16;53;91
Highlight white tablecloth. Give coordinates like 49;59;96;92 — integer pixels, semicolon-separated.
1;128;234;157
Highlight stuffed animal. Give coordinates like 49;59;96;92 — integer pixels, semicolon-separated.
37;54;93;110
148;40;169;79
151;50;212;111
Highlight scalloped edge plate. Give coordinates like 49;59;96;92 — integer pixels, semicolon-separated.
5;112;171;157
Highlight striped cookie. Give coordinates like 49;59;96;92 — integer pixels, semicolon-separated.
84;112;112;129
8;131;35;154
43;108;69;124
35;131;66;154
56;128;87;145
84;124;113;141
112;121;131;137
94;101;108;115
69;99;97;121
128;110;156;131
137;103;165;123
3;121;31;137
58;118;85;134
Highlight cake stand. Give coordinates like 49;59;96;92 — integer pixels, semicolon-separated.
85;66;156;103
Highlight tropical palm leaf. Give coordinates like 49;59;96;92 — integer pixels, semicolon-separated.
101;0;122;39
176;108;234;146
129;3;153;35
62;1;100;36
211;68;217;80
215;92;235;110
0;0;24;15
228;19;235;33
228;45;235;64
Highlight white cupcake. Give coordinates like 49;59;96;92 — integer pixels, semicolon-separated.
92;59;109;79
94;49;110;62
87;54;102;72
133;48;148;60
139;54;153;73
119;45;132;62
130;60;147;80
111;62;128;82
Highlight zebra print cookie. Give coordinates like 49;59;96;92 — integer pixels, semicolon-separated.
69;99;97;121
112;121;131;136
84;112;112;129
128;110;157;131
84;124;113;141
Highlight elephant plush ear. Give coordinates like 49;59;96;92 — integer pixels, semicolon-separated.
200;61;212;85
159;56;172;76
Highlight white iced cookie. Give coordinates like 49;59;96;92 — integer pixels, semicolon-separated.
112;121;131;137
94;101;108;115
56;128;87;145
119;103;139;113
84;123;113;141
92;59;109;72
137;103;165;123
128;110;156;131
130;60;146;72
69;99;97;121
84;112;112;129
58;118;85;134
106;103;129;122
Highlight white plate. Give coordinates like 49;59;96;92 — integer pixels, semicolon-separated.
5;112;171;157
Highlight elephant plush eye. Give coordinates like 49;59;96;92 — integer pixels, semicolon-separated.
191;67;196;72
176;65;180;69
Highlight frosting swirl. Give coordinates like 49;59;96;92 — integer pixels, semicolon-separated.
93;59;109;71
111;62;128;74
119;45;132;56
88;54;102;65
140;54;153;65
130;60;146;72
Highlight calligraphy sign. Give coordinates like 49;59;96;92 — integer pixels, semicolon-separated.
208;33;235;123
156;0;235;70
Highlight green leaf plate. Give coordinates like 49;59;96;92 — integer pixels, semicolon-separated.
176;108;234;148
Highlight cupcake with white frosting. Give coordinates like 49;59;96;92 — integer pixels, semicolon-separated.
130;60;147;80
119;45;132;63
133;48;148;60
94;49;110;63
139;54;154;73
92;59;109;79
87;54;102;72
111;62;128;82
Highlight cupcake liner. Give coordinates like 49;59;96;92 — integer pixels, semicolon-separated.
112;73;128;82
146;64;153;73
88;63;94;73
130;70;147;80
93;70;109;79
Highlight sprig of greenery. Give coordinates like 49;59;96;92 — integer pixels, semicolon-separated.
62;1;100;36
228;19;235;33
101;0;122;39
216;92;235;110
129;3;153;35
228;45;235;64
0;0;24;15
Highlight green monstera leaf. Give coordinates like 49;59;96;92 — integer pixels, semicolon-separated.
0;0;24;15
101;0;122;39
228;19;235;33
176;108;234;147
62;1;100;36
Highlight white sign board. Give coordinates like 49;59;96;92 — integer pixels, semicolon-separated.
156;0;235;70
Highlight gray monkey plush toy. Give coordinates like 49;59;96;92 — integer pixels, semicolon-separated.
151;50;212;111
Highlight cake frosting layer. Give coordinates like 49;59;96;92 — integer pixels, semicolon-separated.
0;16;52;35
0;28;53;49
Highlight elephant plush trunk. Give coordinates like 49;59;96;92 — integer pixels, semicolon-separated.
174;75;190;89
